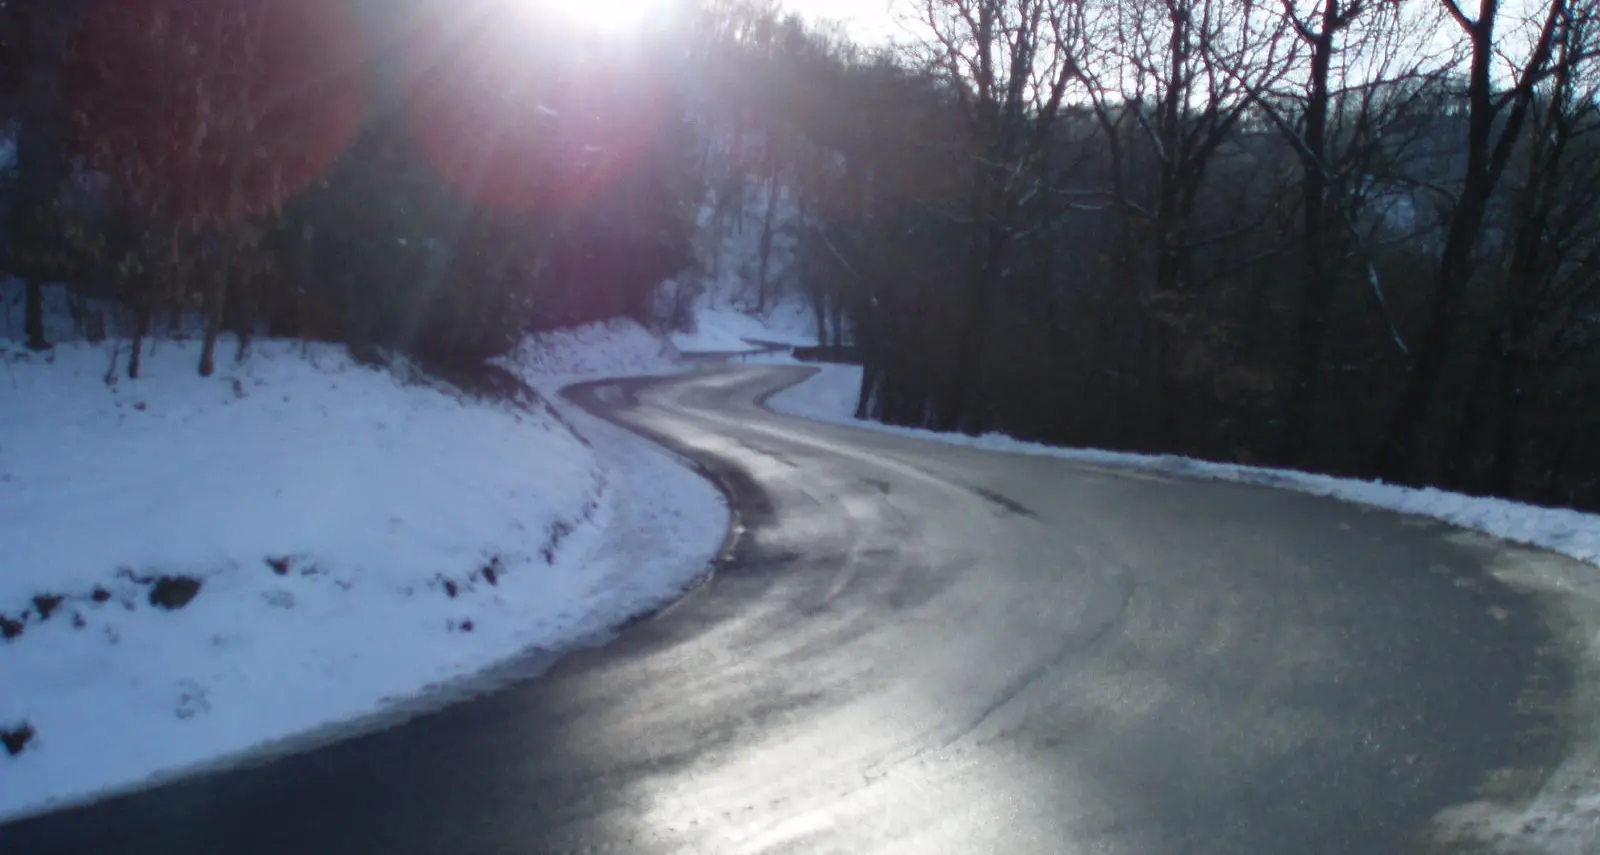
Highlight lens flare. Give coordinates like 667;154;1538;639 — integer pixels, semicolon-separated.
509;0;670;36
65;0;365;227
400;3;666;215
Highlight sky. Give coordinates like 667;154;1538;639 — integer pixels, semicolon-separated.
542;0;902;45
783;0;900;43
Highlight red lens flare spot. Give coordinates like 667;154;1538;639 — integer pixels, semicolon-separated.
65;0;365;228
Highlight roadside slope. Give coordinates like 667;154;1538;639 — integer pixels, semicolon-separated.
0;324;727;822
0;363;1577;855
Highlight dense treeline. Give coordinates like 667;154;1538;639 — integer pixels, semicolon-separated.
0;0;703;371
6;0;1600;513
713;0;1600;512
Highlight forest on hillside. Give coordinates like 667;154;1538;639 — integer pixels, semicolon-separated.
0;0;717;371
4;0;1600;513
767;0;1600;513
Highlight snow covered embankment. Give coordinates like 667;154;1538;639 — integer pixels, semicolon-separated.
497;318;730;645
670;300;818;353
499;322;730;638
0;323;727;822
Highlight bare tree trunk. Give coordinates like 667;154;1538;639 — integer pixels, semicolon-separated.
1376;184;1494;478
234;266;255;363
1150;0;1191;300
1487;342;1525;494
1377;0;1564;481
199;268;230;377
829;287;844;347
1448;325;1503;489
129;297;151;380
812;293;827;345
23;280;48;350
754;181;780;312
10;1;83;351
919;0;1084;433
1280;3;1342;463
947;215;1006;433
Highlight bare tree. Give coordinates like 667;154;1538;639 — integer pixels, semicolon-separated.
1078;0;1293;440
1223;0;1448;462
63;0;361;375
910;0;1086;431
1377;0;1573;481
1453;1;1600;491
6;0;89;351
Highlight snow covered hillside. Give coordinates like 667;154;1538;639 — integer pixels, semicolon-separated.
0;321;727;821
661;166;826;353
673;298;817;352
499;318;682;378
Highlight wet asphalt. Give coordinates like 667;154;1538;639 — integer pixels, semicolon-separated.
0;363;1572;854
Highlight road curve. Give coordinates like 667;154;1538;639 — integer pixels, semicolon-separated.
0;363;1575;854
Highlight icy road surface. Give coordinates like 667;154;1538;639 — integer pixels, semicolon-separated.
3;364;1589;855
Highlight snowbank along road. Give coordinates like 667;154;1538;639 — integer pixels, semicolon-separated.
1;363;1590;854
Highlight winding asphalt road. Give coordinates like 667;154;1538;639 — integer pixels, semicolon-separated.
0;364;1577;854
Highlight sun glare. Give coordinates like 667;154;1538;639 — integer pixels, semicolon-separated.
514;0;670;35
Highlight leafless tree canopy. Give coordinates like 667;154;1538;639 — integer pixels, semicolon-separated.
771;0;1600;509
6;0;1600;509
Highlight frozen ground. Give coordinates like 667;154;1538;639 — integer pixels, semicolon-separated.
0;318;727;821
671;297;818;352
768;362;1600;855
669;167;822;353
501;318;683;378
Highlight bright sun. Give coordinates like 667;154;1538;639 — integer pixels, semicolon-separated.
515;0;670;34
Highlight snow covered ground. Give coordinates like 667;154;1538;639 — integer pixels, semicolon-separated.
0;320;727;821
671;297;818;352
501;318;684;378
666;167;823;353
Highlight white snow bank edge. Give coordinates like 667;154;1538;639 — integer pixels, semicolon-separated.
0;324;731;824
765;363;1600;570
